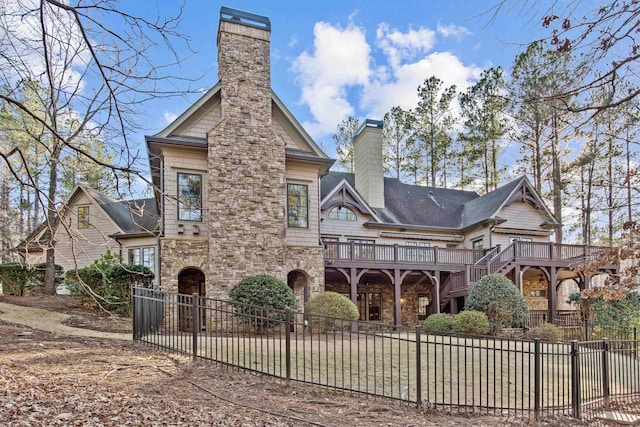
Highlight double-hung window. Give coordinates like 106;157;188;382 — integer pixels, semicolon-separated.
177;172;203;222
77;206;90;229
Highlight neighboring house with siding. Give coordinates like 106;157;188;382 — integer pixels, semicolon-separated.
16;7;617;327
17;185;159;286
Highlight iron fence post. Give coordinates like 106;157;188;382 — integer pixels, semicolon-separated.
602;339;610;405
132;287;138;341
534;338;540;419
285;309;291;382
634;327;638;360
570;340;581;419
192;293;199;361
584;320;589;341
415;326;422;407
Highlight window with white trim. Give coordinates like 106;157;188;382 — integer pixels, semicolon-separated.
129;247;156;274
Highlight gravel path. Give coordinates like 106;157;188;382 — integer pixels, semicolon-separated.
0;301;130;340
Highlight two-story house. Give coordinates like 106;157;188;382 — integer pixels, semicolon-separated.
318;120;616;326
17;7;617;328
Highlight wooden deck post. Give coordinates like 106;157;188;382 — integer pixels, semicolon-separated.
394;269;402;327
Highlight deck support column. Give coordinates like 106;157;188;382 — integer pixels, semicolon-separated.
394;269;402;328
349;268;357;306
549;266;558;324
514;265;522;292
434;271;441;314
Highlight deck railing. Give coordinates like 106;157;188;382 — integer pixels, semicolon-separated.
325;242;487;265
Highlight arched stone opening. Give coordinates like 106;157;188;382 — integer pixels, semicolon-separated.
556;279;580;311
399;271;436;327
287;270;309;311
177;267;205;332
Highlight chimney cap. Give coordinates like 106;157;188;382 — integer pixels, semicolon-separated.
220;7;271;31
354;118;383;140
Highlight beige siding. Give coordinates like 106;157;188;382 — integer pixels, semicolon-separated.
285;160;322;247
499;203;549;231
162;146;208;240
48;193;121;271
171;100;222;139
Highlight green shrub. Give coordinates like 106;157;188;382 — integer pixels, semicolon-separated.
64;259;153;316
452;310;490;335
0;262;33;295
422;313;454;333
305;292;358;330
65;266;105;303
229;275;296;330
32;263;64;290
528;322;562;342
305;292;359;319
103;264;154;315
466;274;529;335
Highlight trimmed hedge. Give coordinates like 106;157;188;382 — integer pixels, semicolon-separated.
65;262;153;315
528;322;562;342
229;275;297;330
305;292;359;331
0;262;63;295
422;313;454;332
452;310;490;335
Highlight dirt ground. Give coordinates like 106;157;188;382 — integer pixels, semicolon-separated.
0;295;604;426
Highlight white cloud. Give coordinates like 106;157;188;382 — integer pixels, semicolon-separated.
292;19;484;140
437;22;473;41
362;51;483;119
292;21;371;136
376;23;435;70
164;111;178;125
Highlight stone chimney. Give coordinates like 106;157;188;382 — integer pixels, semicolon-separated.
217;7;271;125
353;119;385;209
208;8;286;294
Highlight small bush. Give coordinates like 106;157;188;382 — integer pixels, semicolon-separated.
528;322;562;342
305;292;359;331
64;257;153;316
466;274;529;335
229;275;296;330
452;310;490;335
422;313;454;332
0;262;33;295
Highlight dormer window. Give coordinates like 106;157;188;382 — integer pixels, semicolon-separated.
328;206;357;221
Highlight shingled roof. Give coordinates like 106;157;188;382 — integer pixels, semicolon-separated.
16;186;158;253
321;173;551;231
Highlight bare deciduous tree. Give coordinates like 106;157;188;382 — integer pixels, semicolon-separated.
0;0;193;293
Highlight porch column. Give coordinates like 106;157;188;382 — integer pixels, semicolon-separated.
549;266;558;323
434;270;441;314
450;297;458;314
583;275;591;290
349;268;357;305
513;265;522;292
394;269;402;327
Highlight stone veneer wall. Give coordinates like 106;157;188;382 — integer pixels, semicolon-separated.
159;239;209;293
284;246;325;309
207;20;287;296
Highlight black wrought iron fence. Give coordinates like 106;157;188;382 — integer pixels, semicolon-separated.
132;287;640;420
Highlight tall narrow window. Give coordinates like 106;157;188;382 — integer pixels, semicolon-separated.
177;172;202;221
287;183;308;228
77;206;90;229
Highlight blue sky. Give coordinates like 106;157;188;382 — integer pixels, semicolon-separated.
131;1;579;159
